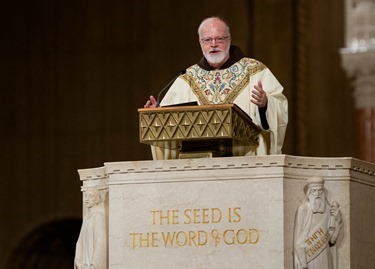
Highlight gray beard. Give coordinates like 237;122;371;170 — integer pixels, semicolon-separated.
205;52;227;65
311;197;326;213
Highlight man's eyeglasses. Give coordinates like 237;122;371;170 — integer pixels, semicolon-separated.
200;36;230;45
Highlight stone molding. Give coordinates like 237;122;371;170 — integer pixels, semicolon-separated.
78;166;108;190
78;155;375;186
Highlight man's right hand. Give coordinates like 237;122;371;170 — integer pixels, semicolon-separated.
144;95;157;108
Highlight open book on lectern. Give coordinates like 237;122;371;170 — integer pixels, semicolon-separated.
161;101;198;107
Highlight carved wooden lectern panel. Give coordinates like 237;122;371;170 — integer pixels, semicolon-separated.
138;104;261;154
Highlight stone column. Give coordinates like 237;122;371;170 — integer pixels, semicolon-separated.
341;0;375;163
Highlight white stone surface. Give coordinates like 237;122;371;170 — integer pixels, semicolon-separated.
78;155;375;269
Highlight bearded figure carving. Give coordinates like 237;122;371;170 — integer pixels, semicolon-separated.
293;177;342;269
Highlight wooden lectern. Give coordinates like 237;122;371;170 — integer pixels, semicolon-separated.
138;104;262;158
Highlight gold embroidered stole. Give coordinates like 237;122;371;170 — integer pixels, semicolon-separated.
181;58;266;105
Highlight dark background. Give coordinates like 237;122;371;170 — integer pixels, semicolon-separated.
1;0;355;268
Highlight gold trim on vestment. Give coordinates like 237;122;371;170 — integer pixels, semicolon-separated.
181;58;267;105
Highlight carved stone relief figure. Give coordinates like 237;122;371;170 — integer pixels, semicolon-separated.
293;177;342;269
75;188;107;269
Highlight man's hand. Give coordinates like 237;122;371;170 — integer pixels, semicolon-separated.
330;202;342;224
144;95;157;108
251;81;268;108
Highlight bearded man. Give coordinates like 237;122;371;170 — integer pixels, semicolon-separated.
144;17;288;159
293;177;342;269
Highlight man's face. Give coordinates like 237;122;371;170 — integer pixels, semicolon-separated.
199;20;231;69
308;186;326;213
309;187;324;198
85;191;98;208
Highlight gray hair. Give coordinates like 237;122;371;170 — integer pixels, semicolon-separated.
197;17;230;38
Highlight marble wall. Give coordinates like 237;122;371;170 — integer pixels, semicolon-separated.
79;155;375;268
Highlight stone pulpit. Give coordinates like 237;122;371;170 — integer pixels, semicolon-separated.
77;155;375;269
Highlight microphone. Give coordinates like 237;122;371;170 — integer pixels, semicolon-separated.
156;69;186;107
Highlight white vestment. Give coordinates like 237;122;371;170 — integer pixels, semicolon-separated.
152;57;288;160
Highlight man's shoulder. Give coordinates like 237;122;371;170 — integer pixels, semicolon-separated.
187;63;199;69
229;58;268;76
238;57;266;68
